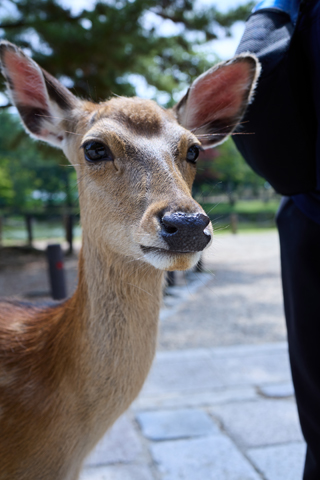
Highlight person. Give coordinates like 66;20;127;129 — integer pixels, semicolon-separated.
233;1;320;478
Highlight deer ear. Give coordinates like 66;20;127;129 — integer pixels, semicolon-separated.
174;54;260;148
0;41;78;148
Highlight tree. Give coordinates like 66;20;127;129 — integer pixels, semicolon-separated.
0;109;77;211
193;138;265;205
0;0;254;105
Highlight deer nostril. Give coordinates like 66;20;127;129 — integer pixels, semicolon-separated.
161;217;178;235
163;225;178;234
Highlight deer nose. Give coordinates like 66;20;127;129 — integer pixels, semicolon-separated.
160;212;211;252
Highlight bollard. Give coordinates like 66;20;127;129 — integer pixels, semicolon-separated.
230;213;238;234
25;214;33;247
46;244;67;300
65;214;74;255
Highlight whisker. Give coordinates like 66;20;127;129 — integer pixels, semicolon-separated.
125;283;155;299
34;113;65;120
64;131;83;136
204;201;221;216
191;119;250;135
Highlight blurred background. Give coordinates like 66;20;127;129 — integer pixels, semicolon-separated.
0;0;279;248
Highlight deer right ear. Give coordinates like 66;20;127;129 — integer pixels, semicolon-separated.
174;54;260;148
0;41;78;148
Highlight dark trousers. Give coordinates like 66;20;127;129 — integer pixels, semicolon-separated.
277;197;320;479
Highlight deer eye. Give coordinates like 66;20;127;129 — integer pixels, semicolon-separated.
82;141;113;163
186;145;201;164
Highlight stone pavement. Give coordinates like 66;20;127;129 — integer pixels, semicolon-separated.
80;342;305;480
158;231;287;350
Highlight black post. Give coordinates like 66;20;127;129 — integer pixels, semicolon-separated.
230;213;238;234
0;216;2;248
25;214;33;247
46;244;67;300
167;271;175;287
65;214;74;255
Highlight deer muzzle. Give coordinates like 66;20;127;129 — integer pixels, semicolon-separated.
160;212;211;252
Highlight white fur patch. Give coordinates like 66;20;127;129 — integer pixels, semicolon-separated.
143;250;201;271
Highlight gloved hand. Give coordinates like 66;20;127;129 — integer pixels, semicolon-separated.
252;0;300;23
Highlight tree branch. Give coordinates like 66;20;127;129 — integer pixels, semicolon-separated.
0;21;27;29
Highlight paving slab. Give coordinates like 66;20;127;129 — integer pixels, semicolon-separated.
80;465;155;480
209;342;288;358
84;415;144;467
207;350;291;386
154;343;287;361
139;354;222;396
132;386;258;411
248;442;306;480
258;382;294;399
141;345;291;398
136;408;219;440
154;348;213;362
158;232;286;350
150;435;262;480
210;399;303;448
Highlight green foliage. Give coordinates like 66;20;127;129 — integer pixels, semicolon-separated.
0;0;253;104
0;109;77;211
214;138;264;187
0;160;14;205
201;199;279;216
194;138;265;204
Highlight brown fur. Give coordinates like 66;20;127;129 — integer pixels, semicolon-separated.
0;249;163;479
0;41;259;479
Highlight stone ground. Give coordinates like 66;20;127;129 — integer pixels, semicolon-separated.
0;231;304;479
159;231;286;350
80;342;304;480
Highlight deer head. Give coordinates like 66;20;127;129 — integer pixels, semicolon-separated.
0;41;259;272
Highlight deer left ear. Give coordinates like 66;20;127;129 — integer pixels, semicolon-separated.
0;40;79;148
174;54;260;148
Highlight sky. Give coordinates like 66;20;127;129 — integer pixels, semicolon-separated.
59;0;249;59
197;0;249;58
62;0;250;15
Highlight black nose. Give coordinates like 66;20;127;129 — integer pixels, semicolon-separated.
160;212;211;252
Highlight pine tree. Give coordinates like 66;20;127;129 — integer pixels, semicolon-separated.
0;0;254;105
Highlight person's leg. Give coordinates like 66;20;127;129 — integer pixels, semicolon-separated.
277;198;320;479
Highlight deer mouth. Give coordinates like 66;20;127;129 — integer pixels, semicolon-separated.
140;244;201;271
140;246;196;255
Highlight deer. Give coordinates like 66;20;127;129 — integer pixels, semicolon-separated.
0;40;259;480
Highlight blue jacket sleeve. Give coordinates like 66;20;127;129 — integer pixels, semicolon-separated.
253;0;300;23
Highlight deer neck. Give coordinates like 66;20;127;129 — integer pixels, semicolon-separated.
68;233;164;417
78;232;164;324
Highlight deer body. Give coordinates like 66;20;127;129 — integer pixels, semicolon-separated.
0;249;162;479
0;41;259;479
